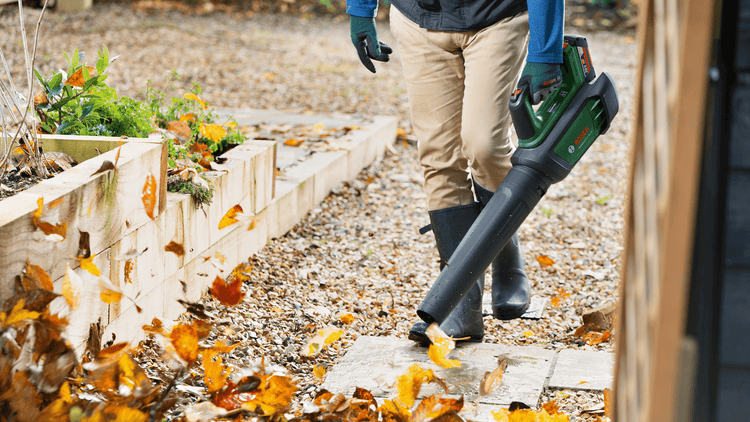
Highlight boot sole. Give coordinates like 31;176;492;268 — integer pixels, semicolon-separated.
407;330;484;346
492;297;531;320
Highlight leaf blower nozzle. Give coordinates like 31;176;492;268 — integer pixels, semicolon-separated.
417;36;620;326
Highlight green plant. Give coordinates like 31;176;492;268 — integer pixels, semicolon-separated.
33;46;156;138
167;175;214;207
145;72;244;169
596;194;612;205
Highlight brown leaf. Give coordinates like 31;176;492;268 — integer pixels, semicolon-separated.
167;120;192;140
20;259;54;291
31;197;67;241
170;322;200;363
41;151;77;172
90;160;115;176
480;354;509;396
124;259;135;284
0;372;43;420
142;174;157;219
541;399;561;415
78;230;91;259
164;240;185;256
33;92;49;105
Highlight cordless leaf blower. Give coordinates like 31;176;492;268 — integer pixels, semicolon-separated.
417;35;619;326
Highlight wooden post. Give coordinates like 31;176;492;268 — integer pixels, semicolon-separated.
613;0;718;421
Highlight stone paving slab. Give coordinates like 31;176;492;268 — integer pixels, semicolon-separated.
547;349;615;391
322;336;555;407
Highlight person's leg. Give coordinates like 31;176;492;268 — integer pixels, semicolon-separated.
459;12;533;319
389;6;484;343
389;6;473;210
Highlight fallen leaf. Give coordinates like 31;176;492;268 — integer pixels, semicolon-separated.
313;365;326;380
201;123;226;142
210;276;245;306
142;174;157;219
536;255;555;267
167;120;192;139
541;399;562;415
338;313;354;324
523;331;534;337
114;247;148;261
180;113;196;123
203;341;236;392
284;138;304;146
165;240;185;256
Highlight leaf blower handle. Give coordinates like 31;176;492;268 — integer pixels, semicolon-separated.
509;81;540;141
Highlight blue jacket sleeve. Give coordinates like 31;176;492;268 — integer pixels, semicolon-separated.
526;0;565;64
346;0;379;18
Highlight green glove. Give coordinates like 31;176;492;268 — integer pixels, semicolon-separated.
520;62;562;105
350;16;393;73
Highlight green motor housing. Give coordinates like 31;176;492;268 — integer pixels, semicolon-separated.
509;35;619;184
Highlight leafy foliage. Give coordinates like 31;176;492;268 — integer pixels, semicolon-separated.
33;47;156;138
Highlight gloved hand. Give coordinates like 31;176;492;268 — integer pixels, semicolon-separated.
350;15;393;73
520;62;562;104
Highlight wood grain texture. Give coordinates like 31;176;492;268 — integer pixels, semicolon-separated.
0;142;163;299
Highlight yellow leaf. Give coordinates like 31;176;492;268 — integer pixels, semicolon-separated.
428;337;461;368
78;254;101;276
200;123;226;142
180;113;196;122
203;341;235;392
395;364;436;409
223;121;237;129
219;204;243;229
62;265;82;310
303;325;344;357
1;299;41;328
264;73;275;80
313;365;326;380
523;331;534;338
184;93;207;109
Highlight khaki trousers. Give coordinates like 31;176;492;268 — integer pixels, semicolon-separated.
389;6;529;211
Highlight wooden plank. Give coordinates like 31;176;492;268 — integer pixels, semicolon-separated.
647;0;717;419
0;142;163;299
35;134;162;163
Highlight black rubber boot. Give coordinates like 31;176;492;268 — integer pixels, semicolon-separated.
408;203;485;345
474;181;531;320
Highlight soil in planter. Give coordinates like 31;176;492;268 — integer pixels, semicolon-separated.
0;170;48;201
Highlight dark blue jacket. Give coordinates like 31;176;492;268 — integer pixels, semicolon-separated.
346;0;564;63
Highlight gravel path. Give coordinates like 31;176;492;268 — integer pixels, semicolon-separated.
2;3;636;419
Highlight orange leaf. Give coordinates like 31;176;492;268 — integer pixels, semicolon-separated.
170;323;200;363
142;174;157;219
184;93;207;109
33;92;49;105
31;197;67;241
604;388;612;418
65;66;95;87
237;371;297;416
536;255;555;267
219;204;243;229
338;313;354;324
428;337;461;368
124;259;134;284
542;400;561;415
284;138;304;146
203;341;235;392
179;113;196;122
210;276;245;306
165;240;185;256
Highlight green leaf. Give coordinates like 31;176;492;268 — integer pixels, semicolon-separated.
41;122;54;133
82;66;90;81
49;73;63;90
71;48;79;68
82;75;99;92
34;69;46;89
63;50;71;67
55;121;72;134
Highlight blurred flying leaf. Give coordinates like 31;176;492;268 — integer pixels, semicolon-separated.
170;322;200;363
395;364;439;410
1;299;42;328
142;174;157;219
19;258;54;291
480;354;509;396
219;204;244;230
313;365;326;380
284;138;304;146
203;341;237;393
78;254;101;277
428;337;461;368
184;93;207;109
31;197;67;241
90;160;115;176
62;265;82;310
210;276;245;306
303;325;344;357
